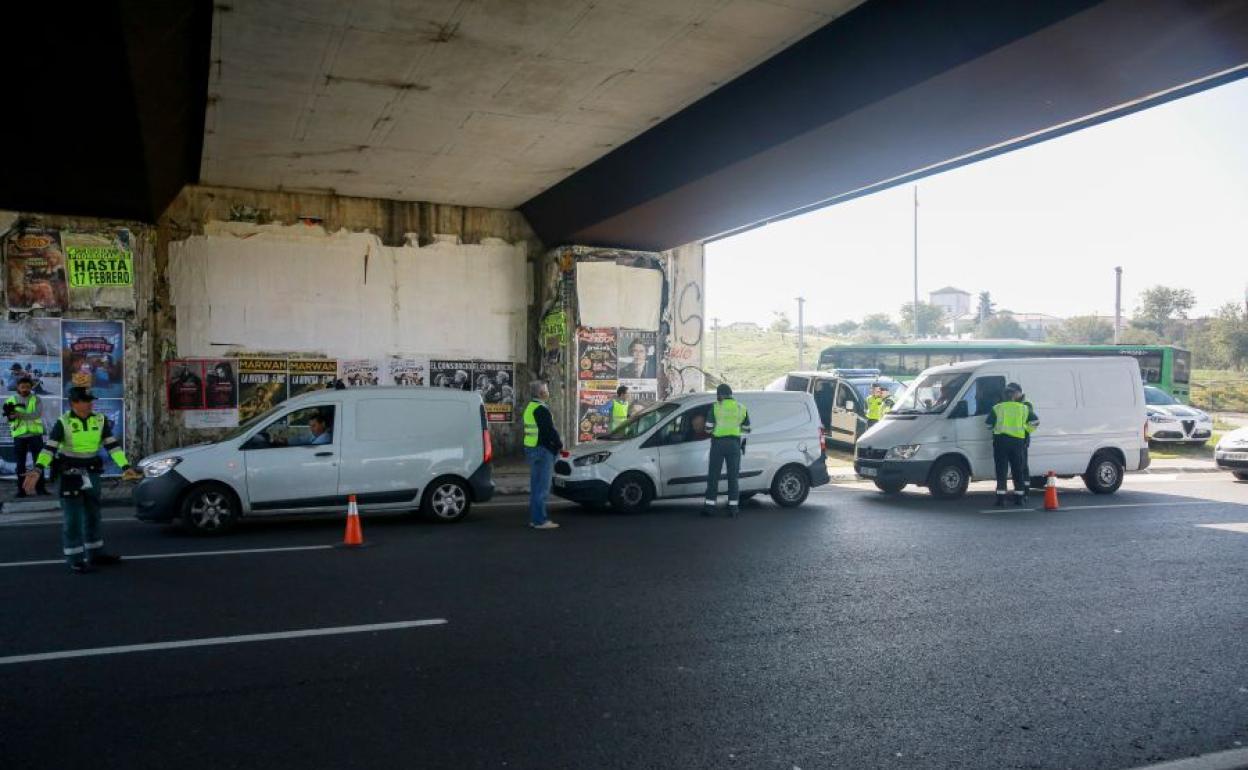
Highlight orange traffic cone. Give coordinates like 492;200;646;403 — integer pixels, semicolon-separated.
1043;471;1059;510
342;494;365;547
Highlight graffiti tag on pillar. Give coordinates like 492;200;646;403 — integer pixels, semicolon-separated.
677;280;703;347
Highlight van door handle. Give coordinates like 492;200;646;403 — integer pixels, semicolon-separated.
315;452;333;457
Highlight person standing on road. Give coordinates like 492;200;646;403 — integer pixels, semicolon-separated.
26;387;142;573
5;376;49;497
865;384;892;429
986;382;1039;507
703;383;751;516
522;380;562;530
610;385;630;431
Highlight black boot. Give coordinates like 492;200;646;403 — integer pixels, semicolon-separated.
91;552;123;565
994;495;1006;508
69;561;95;574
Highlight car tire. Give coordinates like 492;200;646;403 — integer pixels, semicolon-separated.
180;482;239;535
873;479;905;494
1233;472;1248;482
609;472;654;513
1083;452;1124;494
927;458;970;500
770;465;810;508
422;478;471;523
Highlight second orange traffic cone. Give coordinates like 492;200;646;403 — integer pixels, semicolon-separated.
343;494;365;546
1043;471;1059;510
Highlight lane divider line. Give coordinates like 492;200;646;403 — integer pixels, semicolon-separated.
1198;522;1248;534
0;619;448;666
0;544;334;569
977;501;1221;514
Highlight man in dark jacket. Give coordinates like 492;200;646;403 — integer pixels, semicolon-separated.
522;380;562;530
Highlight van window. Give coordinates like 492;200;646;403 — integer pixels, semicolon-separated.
249;405;336;448
784;375;811;393
1080;368;1136;409
656;405;713;445
834;382;859;414
958;376;1005;417
811;380;835;428
1018;370;1076;409
356;398;467;443
737;398;811;435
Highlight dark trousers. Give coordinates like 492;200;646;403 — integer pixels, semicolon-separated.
993;435;1028;496
13;434;48;495
61;472;103;564
705;436;743;504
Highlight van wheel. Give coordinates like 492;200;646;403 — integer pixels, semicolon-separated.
874;479;905;494
927;459;969;500
1234;472;1248;482
1083;453;1124;494
770;465;810;507
423;478;471;522
609;473;653;513
181;483;239;535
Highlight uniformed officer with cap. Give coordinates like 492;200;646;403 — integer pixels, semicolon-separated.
985;382;1039;507
25;386;142;573
703;383;751;516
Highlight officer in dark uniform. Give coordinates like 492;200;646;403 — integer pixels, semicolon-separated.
985;382;1039;507
27;387;142;573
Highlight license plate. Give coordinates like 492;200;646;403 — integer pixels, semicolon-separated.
859;467;878;478
1221;452;1248;461
553;477;566;487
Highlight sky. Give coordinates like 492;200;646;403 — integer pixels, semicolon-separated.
705;75;1248;328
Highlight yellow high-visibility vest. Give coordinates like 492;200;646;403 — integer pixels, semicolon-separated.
5;395;43;437
711;399;748;438
992;401;1029;439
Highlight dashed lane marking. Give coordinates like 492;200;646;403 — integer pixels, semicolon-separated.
976;501;1220;514
0;619;447;665
1198;522;1248;534
0;544;334;569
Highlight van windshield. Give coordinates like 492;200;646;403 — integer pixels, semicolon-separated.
219;407;280;441
889;372;970;415
600;402;680;441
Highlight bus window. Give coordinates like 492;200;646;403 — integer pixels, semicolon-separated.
927;353;955;367
1174;350;1191;384
958;352;990;362
1132;353;1162;384
876;353;901;375
900;354;926;376
784;375;811;392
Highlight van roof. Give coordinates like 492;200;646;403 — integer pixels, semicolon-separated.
666;390;812;405
785;370;898;382
928;356;1139;374
282;386;486;406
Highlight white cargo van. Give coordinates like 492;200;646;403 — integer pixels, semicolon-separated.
853;357;1148;499
552;390;830;512
135;387;494;533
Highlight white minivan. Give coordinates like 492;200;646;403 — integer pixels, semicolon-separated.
552;390;830;512
135;387;494;533
853;357;1149;499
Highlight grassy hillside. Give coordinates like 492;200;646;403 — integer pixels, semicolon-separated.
1191;369;1248;413
707;328;843;390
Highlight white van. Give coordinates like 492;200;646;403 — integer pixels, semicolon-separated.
552;390;830;512
853;357;1148;499
135;388;494;533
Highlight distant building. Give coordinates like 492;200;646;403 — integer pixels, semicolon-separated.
726;321;761;332
1005;312;1065;341
929;286;971;320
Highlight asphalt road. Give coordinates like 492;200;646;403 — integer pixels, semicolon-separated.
1;474;1246;770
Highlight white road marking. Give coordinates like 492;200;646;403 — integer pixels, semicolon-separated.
976;501;1219;514
0;619;447;666
1198;523;1248;534
0;544;334;569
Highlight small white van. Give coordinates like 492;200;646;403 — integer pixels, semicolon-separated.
552;390;830;512
853;357;1148;499
135;387;494;533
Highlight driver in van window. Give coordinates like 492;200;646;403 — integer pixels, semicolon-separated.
303;413;332;445
686;411;712;442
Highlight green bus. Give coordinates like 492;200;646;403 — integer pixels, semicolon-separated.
818;342;1192;401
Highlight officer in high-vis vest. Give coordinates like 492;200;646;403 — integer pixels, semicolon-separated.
865;384;892;428
985;382;1039;506
4;376;48;497
522;380;562;530
703;383;751;516
27;387;142;573
610;385;630;431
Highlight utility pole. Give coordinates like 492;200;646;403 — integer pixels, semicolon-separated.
913;185;920;339
796;297;806;370
712;317;720;373
1113;266;1123;344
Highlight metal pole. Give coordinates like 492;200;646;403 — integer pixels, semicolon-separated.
913;186;920;339
796;297;806;370
1114;266;1122;344
712;317;719;373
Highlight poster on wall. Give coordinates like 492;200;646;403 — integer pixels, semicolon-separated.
0;317;61;357
184;409;239;430
388;356;428;387
64;232;135;288
2;357;61;397
617;329;657;380
204;360;239;409
166;361;205;410
576;389;615;443
339;359;385;387
430;360;471;390
238;358;288;422
289;359;337;398
95;399;126;475
4;228;69;311
61;319;124;399
474;362;514;423
576;328;617;381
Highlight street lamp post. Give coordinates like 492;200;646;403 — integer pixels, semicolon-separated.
796;297;806;370
1114;266;1123;344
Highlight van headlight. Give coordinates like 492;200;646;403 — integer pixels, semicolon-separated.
140;457;181;478
573;451;611;467
887;444;921;460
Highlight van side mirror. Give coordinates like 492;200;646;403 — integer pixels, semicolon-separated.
845;401;856;411
949;402;969;419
